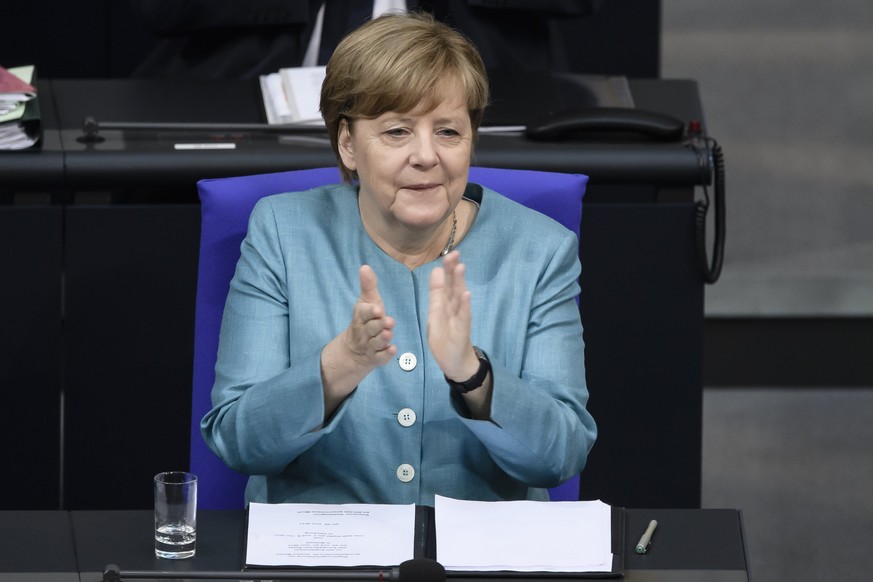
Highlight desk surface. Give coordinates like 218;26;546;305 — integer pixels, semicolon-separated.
1;508;748;582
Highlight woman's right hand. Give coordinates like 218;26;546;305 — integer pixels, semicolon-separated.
344;265;397;368
320;265;396;418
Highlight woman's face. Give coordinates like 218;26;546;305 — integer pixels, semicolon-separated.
338;85;473;235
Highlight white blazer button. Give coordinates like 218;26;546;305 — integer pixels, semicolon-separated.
396;464;415;483
397;408;417;427
398;352;417;371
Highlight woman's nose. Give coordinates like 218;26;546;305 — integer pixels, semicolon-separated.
409;136;438;167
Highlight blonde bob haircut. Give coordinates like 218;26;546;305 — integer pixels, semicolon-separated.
320;11;490;183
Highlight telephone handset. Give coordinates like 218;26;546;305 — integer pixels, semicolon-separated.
525;107;686;142
524;107;726;285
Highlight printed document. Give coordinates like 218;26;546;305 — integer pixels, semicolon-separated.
245;502;415;567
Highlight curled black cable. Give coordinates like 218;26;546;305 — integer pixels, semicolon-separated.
690;137;725;284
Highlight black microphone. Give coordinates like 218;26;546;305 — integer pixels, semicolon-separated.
394;558;446;581
102;558;445;581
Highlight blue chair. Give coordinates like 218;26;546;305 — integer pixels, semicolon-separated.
192;166;588;509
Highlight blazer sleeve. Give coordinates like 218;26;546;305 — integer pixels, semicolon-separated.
200;198;350;475
454;228;597;488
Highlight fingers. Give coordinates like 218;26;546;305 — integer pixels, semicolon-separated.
353;254;474;375
346;265;396;368
430;250;470;313
353;303;395;344
358;265;383;307
358;322;396;362
427;252;473;372
440;250;461;286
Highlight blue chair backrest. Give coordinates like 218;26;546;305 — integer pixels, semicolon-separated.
192;167;587;509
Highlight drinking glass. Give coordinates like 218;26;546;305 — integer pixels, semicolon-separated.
154;471;197;559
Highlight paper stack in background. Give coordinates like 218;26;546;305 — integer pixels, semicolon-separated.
0;65;41;150
259;66;326;126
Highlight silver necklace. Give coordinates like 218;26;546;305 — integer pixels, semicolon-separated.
440;210;457;256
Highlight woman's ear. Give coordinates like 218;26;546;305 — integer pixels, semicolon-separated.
337;119;356;172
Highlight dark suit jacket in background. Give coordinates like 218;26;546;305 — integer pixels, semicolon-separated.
128;0;606;79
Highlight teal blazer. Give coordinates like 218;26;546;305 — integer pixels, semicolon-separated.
201;183;596;505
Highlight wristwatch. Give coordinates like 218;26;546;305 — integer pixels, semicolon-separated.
445;347;491;394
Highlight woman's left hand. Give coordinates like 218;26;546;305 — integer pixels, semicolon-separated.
427;251;480;383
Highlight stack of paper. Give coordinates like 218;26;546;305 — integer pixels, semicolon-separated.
259;66;327;126
0;65;40;150
434;495;615;573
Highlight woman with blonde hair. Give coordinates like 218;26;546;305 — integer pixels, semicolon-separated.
202;11;596;506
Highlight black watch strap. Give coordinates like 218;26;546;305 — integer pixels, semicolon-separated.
445;347;491;394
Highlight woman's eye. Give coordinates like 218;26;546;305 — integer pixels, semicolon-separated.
385;128;409;138
438;128;464;142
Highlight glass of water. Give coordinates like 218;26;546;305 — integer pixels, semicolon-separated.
154;471;197;559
